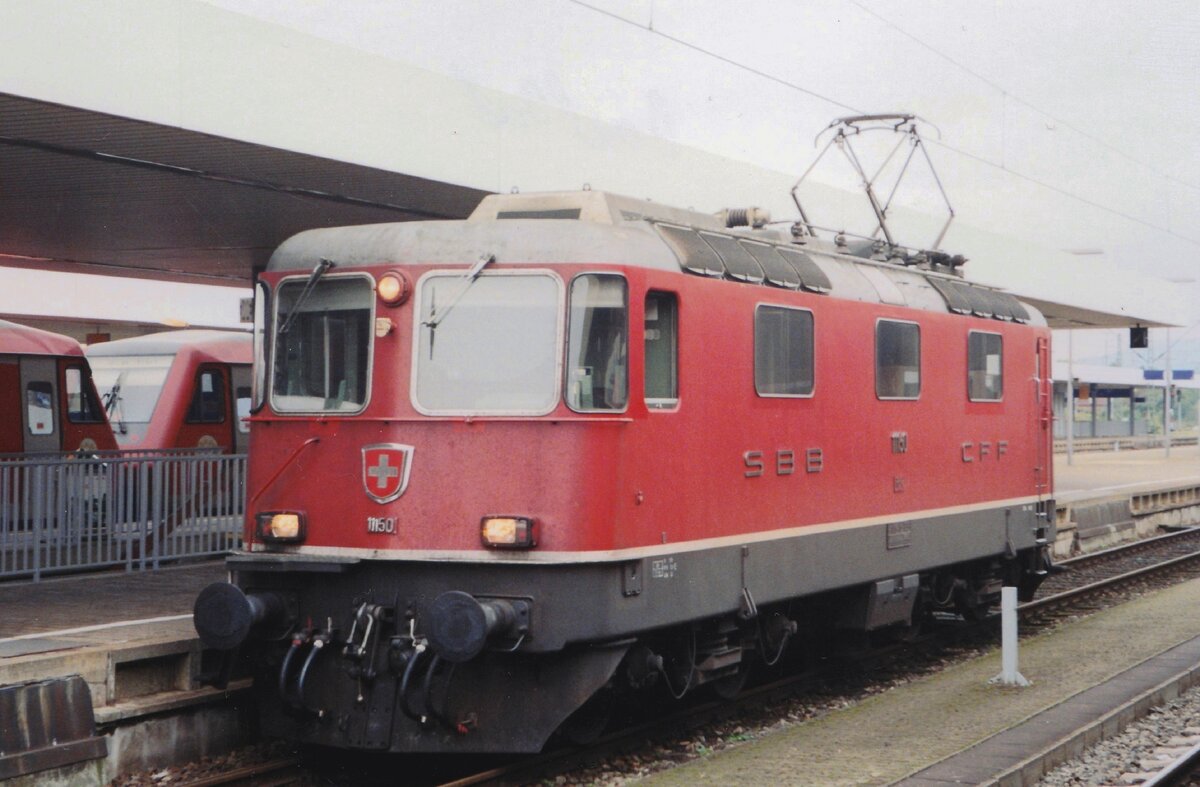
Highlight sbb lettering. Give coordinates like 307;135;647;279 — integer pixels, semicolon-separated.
744;448;824;478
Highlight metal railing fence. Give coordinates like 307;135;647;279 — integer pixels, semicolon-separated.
0;449;246;581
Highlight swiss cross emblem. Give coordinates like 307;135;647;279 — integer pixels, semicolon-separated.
362;444;414;504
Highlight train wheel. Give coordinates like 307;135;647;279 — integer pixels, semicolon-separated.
710;665;749;700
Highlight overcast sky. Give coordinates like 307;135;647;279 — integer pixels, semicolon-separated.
203;0;1200;364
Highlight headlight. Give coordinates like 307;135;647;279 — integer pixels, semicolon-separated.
256;511;306;543
377;272;411;306
480;516;536;549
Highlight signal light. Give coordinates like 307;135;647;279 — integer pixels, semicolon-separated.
481;516;536;549
377;272;411;306
256;511;306;543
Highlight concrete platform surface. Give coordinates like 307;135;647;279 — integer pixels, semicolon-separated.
0;562;223;640
1055;444;1200;500
637;576;1200;786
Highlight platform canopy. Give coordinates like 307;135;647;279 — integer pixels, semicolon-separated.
0;92;486;286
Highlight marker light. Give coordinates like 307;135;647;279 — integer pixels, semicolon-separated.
377;272;411;306
481;516;536;549
256;512;306;543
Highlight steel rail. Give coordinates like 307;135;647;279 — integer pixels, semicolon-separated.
177;756;303;787
1022;541;1200;614
1055;526;1200;570
1142;739;1200;786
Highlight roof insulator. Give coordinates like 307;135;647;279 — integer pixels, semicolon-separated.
719;207;771;229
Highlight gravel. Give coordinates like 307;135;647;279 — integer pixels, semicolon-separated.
1038;683;1200;786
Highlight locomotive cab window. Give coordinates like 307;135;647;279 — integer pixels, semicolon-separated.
755;305;814;397
414;272;561;415
876;319;920;400
644;291;678;408
273;275;373;413
566;274;628;412
968;331;1003;401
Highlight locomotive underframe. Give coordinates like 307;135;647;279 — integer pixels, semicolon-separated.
219;498;1053;753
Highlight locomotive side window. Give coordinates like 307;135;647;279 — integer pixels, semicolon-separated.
26;381;54;435
186;369;226;423
644;291;678;407
754;305;814;397
414;272;560;415
273;276;372;413
875;319;920;400
968;331;1003;401
566;274;628;412
64;365;104;423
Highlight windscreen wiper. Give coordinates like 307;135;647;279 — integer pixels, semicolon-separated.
422;254;496;330
279;258;336;335
102;373;127;434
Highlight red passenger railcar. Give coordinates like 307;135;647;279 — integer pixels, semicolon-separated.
87;330;252;453
195;190;1055;753
0;319;117;455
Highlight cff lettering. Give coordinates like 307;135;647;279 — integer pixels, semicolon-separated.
366;516;397;534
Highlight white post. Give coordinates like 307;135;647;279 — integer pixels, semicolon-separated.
1165;327;1172;459
1066;330;1075;465
989;586;1030;687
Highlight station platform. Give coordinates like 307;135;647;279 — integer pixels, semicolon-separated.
0;447;1197;784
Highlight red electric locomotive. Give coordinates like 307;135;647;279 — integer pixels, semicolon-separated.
87;330;252;453
194;189;1055;753
0;319;117;455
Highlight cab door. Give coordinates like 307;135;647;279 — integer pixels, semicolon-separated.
19;357;59;453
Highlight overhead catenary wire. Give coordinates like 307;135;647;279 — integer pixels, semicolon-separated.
562;0;1200;248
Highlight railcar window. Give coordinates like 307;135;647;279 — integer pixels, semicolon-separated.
65;365;103;423
644;291;678;407
90;355;174;434
25;381;54;435
414;273;560;414
273;276;372;413
186;370;226;423
968;332;1003;401
755;306;814;396
876;320;921;399
566;275;628;412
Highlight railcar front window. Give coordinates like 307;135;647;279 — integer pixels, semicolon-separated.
414;273;560;414
90;355;174;431
566;275;628;412
273;276;372;413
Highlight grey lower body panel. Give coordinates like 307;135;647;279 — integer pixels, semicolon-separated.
229;499;1052;752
